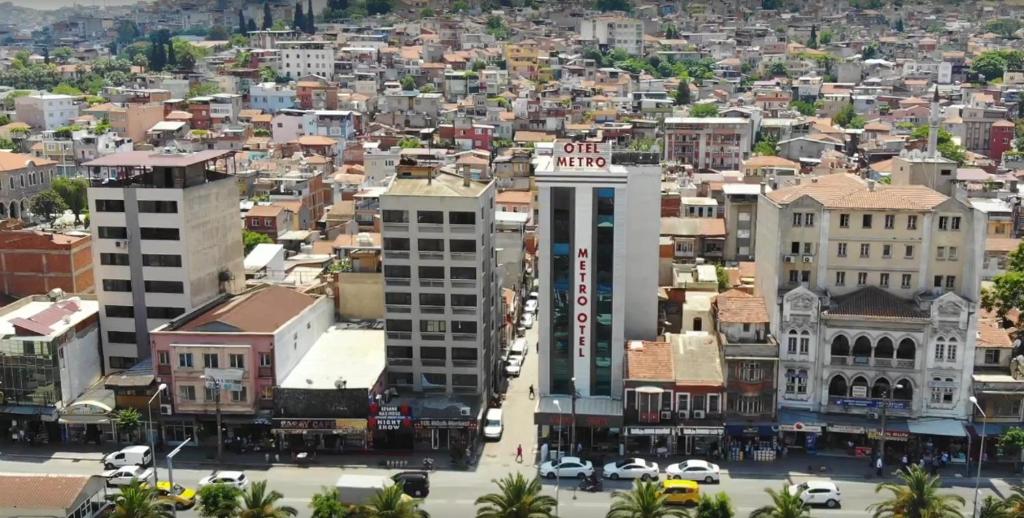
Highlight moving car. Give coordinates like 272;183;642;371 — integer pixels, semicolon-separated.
337;475;410;506
505;354;523;377
520;313;534;329
102;465;155;487
103;445;152;469
787;480;841;508
391;471;430;498
665;459;720;483
538;456;594;479
147;482;197;509
198;471;251;489
661;480;700;506
524;299;538;314
483;408;504;440
602;458;659;481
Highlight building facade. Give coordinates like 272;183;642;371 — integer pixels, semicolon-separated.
579;15;645;55
664;117;752;171
15;94;80;131
0;154;57;221
0;230;94;298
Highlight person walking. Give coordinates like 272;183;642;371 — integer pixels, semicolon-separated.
515;444;523;463
875;456;883;477
528;385;535;399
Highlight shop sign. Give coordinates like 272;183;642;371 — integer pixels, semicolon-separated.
834;398;909;410
628;427;673;436
554;141;610;171
851;386;868;398
828;424;866;434
275;418;367;433
416;419;478;430
369;403;412;431
680;426;724;436
780;422;823;433
867;430;910;441
575;247;589;359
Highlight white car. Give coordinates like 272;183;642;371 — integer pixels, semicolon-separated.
539;456;594;479
787;480;841;508
602;458;659;481
665;459;720;483
198;471;250;489
505;355;523;377
520;313;535;329
102;465;154;487
524;299;538;314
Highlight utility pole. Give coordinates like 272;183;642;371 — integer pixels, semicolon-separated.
166;437;191;518
570;377;577;453
201;375;223;462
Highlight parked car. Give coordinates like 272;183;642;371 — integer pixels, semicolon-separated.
483;408;504;440
102;465;155;487
787;480;841;508
103;445;152;469
505;354;523;377
665;459;720;483
661;480;700;506
602;458;659;481
524;299;538;314
198;471;250;489
538;456;594;479
520;313;534;329
528;291;539;300
147;482;197;510
391;471;430;498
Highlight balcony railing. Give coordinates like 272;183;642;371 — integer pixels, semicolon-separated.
830;355;915;369
418;223;444;233
420;279;446;287
452;306;477;315
419;251;444;260
450;224;476;234
385;277;411;286
451;252;476;261
157;364;172;375
387;331;412;340
385;304;411;313
452;359;478;368
421;332;445;341
451;279;477;288
382;222;409;232
421;358;446;367
421;305;445;314
258;366;273;378
384;250;410;259
387;358;413;366
452;333;477;341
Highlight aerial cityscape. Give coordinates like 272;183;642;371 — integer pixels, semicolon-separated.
0;0;1023;516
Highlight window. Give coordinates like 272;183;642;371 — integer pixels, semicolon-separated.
792;213;802;226
143;254;183;267
880;273;890;287
147;307;185;319
105;305;134;318
203;353;219;368
158;351;170;365
382;210;408;223
205;387;217;402
707;394;721;413
804;213;814;226
785;369;808;394
860;243;870;258
801;270;810;283
907;215;918;230
419;266;445;279
140;227;180;240
739;362;764;382
230;386;248;402
938;216;948;230
901;274;912;289
881;244;891;258
95;199;125;212
384;265;411;279
799;332;809;354
107;331;136;343
985;349;1001;365
947;341;957;361
791;242;800;254
102;279;132;292
803;242;813;254
904;245;914;258
937;246;946;260
951;216;961;230
259;353;272;367
98;226;128;239
229;354;245;368
144;280;184;293
857;272;868;286
417;210;443;224
884;214;895;229
837;242;847;257
179;353;194;368
385;292;412;305
839;214;850;228
179;385;196;401
862;214;872;228
100;253;130;266
787;331;798;354
419;293;445;306
835;271;846;286
420;320;447;333
137;200;178;213
949;247;958;260
945;276;955;289
934;275;943;288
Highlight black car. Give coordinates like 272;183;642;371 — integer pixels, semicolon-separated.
392;471;430;498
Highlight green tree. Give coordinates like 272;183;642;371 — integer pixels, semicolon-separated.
52;83;83;96
832;103;857;127
30;190;68;226
972;51;1024;82
867;465;965;518
248;18;258;32
260;66;279;83
400;75;416;91
365;0;393;15
818;29;832;45
475;473;556;518
894;18;904;32
115;407;142;441
790;99;816;116
51;177;89;225
664;24;679;39
978;496;1011;518
306;0;316;34
675;77;691;105
910;125;966;165
239;9;247;34
208;25;230;41
198;484;243;518
263;1;273;29
749;486;809;518
52;46;74;63
398;137;421;148
695;492;734;518
715;264;731;291
690;103;719;118
111;481;173;518
240;481;297;518
753;135;778;156
606;480;687;518
0;114;9;126
0;138;15;150
861;43;879;60
997;426;1024;472
253;129;271;137
243;229;274;255
309;488;349;518
361;484;427;518
768;62;788;77
984;19;1022;38
189;82;220;98
1004;484;1024;516
595;0;631;12
451;0;469;11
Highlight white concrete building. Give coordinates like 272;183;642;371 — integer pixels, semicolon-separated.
533;141;660;430
579;15;645;55
84;150;245;371
15;94;80;131
362;143;400;185
379;172;502;396
277;41;335;80
250;82;297;113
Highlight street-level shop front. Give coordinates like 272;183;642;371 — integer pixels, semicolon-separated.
677;425;725;456
536;396;624;459
274;418;368;452
371;397;482;451
724;424;781;461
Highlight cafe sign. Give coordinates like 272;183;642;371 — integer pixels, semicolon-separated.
867;430;910;441
275;418;367;433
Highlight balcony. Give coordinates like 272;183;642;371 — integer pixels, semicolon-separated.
419;251;444;260
387;331;412;340
421;332;445;341
385;277;411;286
829;355;915;369
419;279;446;288
421;358;446;367
450;224;476;234
451;279;476;288
452;333;477;341
387;357;413;366
385;304;412;313
452;359;478;368
157;364;171;375
421;305;445;314
418;223;444;233
382;222;409;232
450;252;477;261
384;250;410;260
452;306;477;315
258;366;273;378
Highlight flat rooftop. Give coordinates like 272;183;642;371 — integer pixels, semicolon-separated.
0;297;99;339
280;324;385;389
668;332;724;386
385;171;491;197
83;149;233;168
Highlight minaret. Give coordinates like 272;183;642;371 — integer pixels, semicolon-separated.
927;87;940;158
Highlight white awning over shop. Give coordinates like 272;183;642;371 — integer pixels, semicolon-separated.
907;418;967;437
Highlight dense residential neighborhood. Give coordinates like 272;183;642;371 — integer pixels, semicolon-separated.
4;0;1024;516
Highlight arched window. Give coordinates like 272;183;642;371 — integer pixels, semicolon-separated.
830;335;850;357
875;337;894;358
894;379;913;401
799;331;810;354
828;375;848;397
852;336;871;364
787;330;798;355
934;338;946;361
897;338;916;360
871;377;891;399
851;375;869;397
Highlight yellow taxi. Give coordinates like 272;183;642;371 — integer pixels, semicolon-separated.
661;479;700;506
149;481;197;509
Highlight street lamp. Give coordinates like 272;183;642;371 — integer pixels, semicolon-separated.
570;377;578;454
969;396;987;518
876;382;904;473
200;375;223;462
553;399;563;517
166;436;192;518
146;383;167;484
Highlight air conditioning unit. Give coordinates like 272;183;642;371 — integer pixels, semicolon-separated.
677;410;689;419
784;255;796;263
868;411;880;420
692;410;705;419
802;256;813;263
159;404;173;416
660;411;673;420
459;406;471;416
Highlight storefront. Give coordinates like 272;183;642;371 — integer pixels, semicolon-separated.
414;418;478;451
59;389;118;445
274;418;368;452
677;426;724;456
536;396;624;457
368;402;415;450
724;424;780;461
624;426;674;455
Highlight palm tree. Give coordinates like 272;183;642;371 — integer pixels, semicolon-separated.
978;495;1011;518
867;465;965;518
475;473;557;518
695;492;735;518
606;480;689;518
1004;484;1024;515
110;481;173;518
748;486;809;518
310;487;351;518
361;483;429;518
240;481;298;518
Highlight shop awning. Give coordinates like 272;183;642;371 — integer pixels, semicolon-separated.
908;418;967;437
535;396;623;427
967;423;1024;436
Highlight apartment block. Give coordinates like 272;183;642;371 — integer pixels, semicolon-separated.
579;15;645;56
84;150;245;371
664;117;752;171
0;230;94;298
277;41;335;80
15;94;80;131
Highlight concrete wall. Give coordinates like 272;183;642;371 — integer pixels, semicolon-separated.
274;295;335;384
60;323;102;405
337;272;384;320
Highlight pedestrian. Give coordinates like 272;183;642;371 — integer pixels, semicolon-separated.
576;442;583;457
901;453;909;472
528;385;535;399
515;444;523;463
875;456;883;477
540;442;549;463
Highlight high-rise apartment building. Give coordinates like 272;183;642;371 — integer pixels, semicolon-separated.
84;150;245;371
379;172;501;396
533;140;659;432
663;117;752;171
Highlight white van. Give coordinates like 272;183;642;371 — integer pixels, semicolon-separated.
483;408;504;440
103;445;152;469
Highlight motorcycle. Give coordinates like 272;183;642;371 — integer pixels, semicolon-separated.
578;475;603;492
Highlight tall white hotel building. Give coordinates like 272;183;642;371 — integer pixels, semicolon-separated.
534;140;659;429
